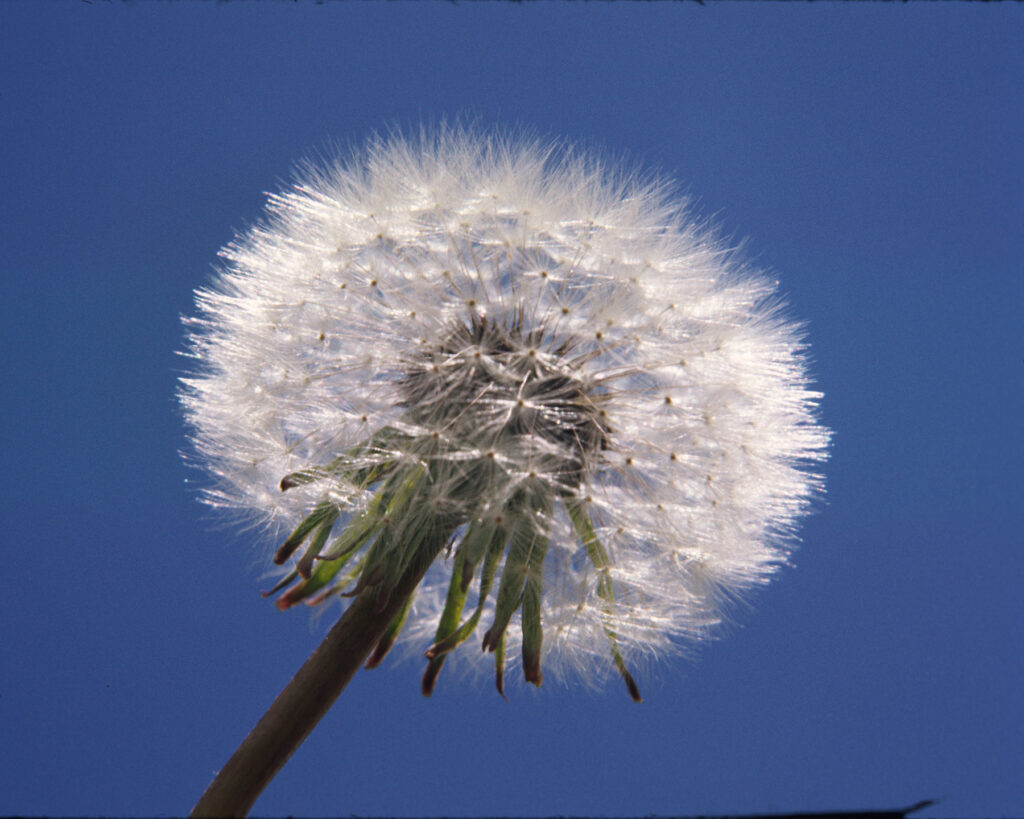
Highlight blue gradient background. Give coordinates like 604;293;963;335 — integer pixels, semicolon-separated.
2;4;1021;817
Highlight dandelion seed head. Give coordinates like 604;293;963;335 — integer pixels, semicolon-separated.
180;125;830;695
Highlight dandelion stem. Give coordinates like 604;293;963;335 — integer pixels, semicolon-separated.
190;530;448;818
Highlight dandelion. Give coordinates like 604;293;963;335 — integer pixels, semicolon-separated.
181;125;829;816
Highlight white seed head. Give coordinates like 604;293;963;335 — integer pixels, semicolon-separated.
180;125;830;696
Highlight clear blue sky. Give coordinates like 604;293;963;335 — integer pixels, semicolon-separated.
2;4;1021;817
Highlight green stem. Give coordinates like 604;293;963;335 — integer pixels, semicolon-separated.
190;530;448;818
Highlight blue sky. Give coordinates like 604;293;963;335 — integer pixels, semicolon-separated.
2;4;1021;817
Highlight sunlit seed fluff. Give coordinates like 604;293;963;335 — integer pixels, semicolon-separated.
180;126;830;698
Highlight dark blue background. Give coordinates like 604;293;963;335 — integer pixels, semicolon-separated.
2;4;1020;817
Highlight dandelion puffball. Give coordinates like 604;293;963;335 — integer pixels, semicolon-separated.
180;126;829;699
